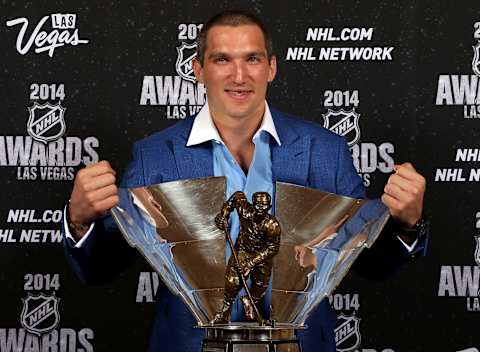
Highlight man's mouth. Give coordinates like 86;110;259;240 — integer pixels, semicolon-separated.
225;89;253;100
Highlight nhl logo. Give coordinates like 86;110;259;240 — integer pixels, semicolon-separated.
474;235;480;266
20;293;60;335
27;102;66;144
176;42;197;83
323;108;361;147
473;42;480;77
334;313;361;352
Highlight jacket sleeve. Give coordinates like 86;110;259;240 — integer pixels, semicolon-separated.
335;136;365;199
62;142;147;285
334;137;428;279
352;218;428;279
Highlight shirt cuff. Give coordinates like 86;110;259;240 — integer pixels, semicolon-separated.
396;235;418;253
63;205;94;248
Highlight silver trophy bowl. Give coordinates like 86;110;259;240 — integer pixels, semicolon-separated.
111;177;389;352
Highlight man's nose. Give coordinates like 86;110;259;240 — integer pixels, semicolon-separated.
232;61;246;84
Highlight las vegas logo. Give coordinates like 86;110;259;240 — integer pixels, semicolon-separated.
6;13;89;57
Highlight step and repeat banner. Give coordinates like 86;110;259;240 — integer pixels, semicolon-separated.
1;1;479;351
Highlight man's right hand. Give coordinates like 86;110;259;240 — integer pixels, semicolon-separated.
68;160;119;240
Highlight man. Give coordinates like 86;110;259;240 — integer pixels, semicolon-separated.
213;191;281;324
63;10;427;352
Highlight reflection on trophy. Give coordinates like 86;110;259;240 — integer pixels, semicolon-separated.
294;215;349;269
111;177;390;352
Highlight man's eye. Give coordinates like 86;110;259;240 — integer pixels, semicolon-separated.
215;57;227;63
248;56;259;63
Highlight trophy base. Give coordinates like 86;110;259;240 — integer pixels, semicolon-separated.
201;322;303;352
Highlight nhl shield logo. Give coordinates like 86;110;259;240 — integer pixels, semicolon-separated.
27;102;66;144
176;42;197;83
323;108;361;147
473;43;480;77
21;293;60;335
335;313;361;352
474;235;480;266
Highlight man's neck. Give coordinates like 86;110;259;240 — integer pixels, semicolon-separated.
210;106;265;173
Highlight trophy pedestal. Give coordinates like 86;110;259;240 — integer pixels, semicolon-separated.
201;323;302;352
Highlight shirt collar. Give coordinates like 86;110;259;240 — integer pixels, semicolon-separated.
186;101;281;147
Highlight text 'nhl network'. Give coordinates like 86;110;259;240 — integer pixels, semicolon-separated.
286;27;394;61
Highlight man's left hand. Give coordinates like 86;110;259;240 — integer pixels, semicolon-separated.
381;162;426;228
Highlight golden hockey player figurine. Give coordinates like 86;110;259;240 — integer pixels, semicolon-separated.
212;191;281;324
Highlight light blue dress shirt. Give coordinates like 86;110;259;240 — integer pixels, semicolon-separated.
186;101;281;320
186;101;281;247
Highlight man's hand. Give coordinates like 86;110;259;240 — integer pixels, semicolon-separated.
68;160;119;240
381;162;426;228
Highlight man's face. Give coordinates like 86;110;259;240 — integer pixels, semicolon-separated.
193;24;277;121
253;194;271;216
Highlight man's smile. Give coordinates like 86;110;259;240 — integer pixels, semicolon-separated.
225;88;253;101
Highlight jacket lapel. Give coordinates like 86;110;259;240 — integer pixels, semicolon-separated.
171;110;310;185
172;118;214;180
271;110;311;187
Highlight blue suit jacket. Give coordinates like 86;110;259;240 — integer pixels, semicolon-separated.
64;109;426;352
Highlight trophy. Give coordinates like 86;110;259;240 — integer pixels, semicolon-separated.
111;177;389;352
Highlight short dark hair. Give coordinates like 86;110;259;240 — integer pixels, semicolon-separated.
196;9;273;65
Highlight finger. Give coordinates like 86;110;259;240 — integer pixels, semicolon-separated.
93;195;119;214
395;162;416;173
383;183;413;203
84;173;116;192
394;164;424;184
85;184;118;204
86;160;114;170
387;174;420;194
381;193;402;212
83;161;116;178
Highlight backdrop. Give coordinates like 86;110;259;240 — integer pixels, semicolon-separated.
1;1;479;351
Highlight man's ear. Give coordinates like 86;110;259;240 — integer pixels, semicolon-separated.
268;55;277;83
193;58;204;84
